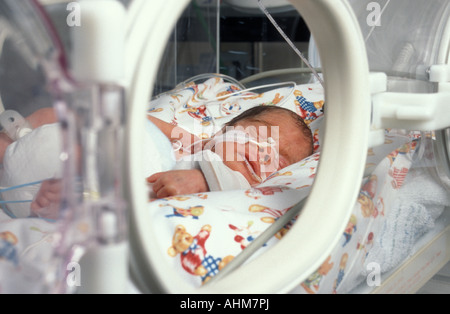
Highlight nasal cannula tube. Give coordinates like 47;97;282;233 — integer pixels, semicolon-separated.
257;0;325;87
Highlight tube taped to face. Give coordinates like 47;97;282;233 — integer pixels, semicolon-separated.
174;149;251;191
174;127;280;192
199;150;252;191
205;128;280;183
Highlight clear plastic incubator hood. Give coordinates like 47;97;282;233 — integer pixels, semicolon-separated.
0;0;448;294
0;0;127;293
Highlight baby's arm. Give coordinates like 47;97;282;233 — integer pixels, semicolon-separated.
0;133;12;164
147;115;201;158
30;179;62;220
26;107;58;129
147;169;209;198
0;107;57;163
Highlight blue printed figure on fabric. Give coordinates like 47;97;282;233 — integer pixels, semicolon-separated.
297;95;317;113
342;215;357;247
294;90;325;126
334;269;345;293
333;253;349;293
181;238;224;283
0;232;19;266
221;102;242;116
180;105;213;126
201;115;213;125
164;205;204;220
201;255;223;282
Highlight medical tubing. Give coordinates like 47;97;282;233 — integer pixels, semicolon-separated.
158;73;296;120
192;0;218;54
81;85;127;244
257;0;324;87
0;200;32;204
160;76;296;137
205;81;297;121
177;73;246;91
205;197;307;285
0;180;45;205
201;129;278;183
240;68;323;86
204;81;296;103
0;180;44;193
201;81;295;127
243;157;263;183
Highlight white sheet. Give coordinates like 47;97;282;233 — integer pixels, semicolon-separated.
0;123;63;218
144;78;450;293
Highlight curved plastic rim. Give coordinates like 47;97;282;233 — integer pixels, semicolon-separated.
125;0;371;294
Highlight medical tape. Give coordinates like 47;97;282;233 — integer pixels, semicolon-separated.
206;130;279;183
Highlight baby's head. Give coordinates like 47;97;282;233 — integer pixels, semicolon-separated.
211;106;313;186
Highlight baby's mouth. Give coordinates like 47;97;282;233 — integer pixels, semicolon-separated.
242;153;262;183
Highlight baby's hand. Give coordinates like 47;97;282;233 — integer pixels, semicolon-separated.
147;170;209;198
31;179;62;220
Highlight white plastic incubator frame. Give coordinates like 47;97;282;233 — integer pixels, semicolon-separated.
126;0;371;294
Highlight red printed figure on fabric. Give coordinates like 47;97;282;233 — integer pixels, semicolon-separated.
301;256;334;294
168;225;211;277
168;225;234;283
249;205;293;239
358;175;378;218
181;105;213;126
389;167;409;189
249;204;290;224
357;232;375;264
313;129;320;152
385;142;416;189
229;221;261;250
244;186;287;200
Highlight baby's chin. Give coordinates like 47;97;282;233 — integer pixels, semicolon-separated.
222;160;261;186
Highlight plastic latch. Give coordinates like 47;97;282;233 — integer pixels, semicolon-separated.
429;64;450;83
368;73;388;148
0;110;32;141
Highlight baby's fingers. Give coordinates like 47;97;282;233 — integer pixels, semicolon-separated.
147;172;163;183
155;185;179;199
148;174;175;198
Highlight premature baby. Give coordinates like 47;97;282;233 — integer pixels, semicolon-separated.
148;106;313;198
0;105;313;218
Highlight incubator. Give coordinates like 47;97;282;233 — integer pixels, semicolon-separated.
0;0;449;294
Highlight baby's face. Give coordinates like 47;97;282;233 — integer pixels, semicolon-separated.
212;112;309;186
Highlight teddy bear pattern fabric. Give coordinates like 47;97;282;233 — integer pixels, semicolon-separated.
145;78;428;293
